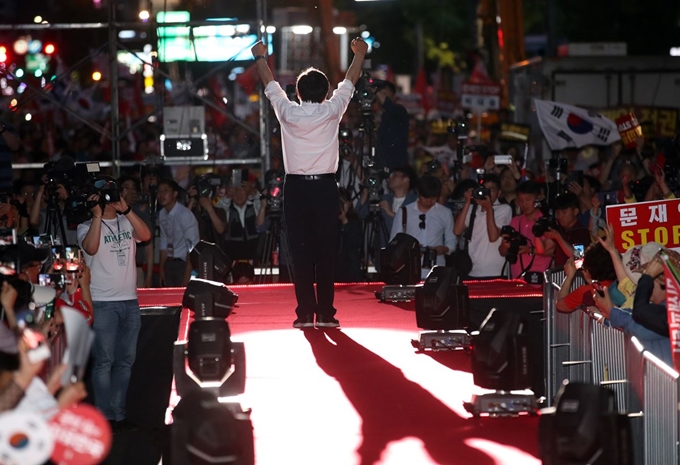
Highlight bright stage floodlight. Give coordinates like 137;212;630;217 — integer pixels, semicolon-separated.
189;240;232;282
182;277;238;319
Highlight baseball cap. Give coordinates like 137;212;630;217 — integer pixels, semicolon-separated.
622;242;664;284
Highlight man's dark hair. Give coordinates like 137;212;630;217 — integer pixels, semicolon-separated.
451;178;478;200
376;80;396;95
483;173;501;188
553;192;580;210
118;175;141;193
583;175;601;193
583;242;617;282
416;175;442;199
158;178;180;193
296;68;330;104
392;165;416;188
232;262;255;283
516;180;542;196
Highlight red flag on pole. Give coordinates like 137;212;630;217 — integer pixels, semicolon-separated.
662;256;680;371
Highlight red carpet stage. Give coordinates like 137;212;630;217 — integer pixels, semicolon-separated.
138;282;541;465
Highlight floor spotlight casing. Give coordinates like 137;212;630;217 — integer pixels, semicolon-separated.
190;240;232;281
539;382;632;465
182;277;238;319
187;318;232;383
379;233;420;285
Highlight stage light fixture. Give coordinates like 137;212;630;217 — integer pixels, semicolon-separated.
539;382;632;465
44;43;55;55
189;240;232;282
411;266;471;351
187;318;232;383
464;308;537;417
379;232;420;285
174;318;247;398
182;277;238;319
171;390;254;465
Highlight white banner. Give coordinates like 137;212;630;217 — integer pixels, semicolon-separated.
534;98;621;150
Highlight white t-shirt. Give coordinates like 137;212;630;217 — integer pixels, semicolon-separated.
464;201;513;278
392;196;406;213
77;215;138;301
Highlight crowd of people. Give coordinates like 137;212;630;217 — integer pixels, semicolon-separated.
1;37;678;453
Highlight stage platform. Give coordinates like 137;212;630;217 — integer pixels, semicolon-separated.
129;281;542;465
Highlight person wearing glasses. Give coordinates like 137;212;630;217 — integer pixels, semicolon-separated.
453;173;512;280
390;175;457;279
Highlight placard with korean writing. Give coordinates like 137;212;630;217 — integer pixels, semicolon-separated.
606;198;680;252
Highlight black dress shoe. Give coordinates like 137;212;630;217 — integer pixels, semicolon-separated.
293;316;314;328
316;315;340;328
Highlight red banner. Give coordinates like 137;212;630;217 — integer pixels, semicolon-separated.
615;113;643;149
663;258;680;371
606;198;680;252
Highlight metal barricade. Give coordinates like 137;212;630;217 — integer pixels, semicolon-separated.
544;268;680;465
544;267;589;406
642;351;679;465
590;320;628;413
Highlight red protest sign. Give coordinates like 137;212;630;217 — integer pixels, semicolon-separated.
663;258;680;371
606;198;680;252
615;113;643;149
49;404;112;465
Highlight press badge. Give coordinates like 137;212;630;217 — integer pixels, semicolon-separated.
117;251;127;266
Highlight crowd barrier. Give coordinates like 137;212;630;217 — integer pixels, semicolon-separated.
544;267;679;465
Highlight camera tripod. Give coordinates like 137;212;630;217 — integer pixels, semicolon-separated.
362;203;390;276
257;213;292;284
43;199;68;246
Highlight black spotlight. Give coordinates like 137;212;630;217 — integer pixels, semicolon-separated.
187;318;233;383
379;233;420;285
190;240;232;282
182;278;238;319
174;318;246;398
471;308;531;391
463;308;537;417
539;382;632;465
415;266;468;330
171;390;254;465
411;266;471;351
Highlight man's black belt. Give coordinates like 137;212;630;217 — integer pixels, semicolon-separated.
286;173;336;181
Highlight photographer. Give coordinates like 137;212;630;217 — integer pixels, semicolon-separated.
454;173;512;279
541;193;592;267
187;175;227;252
216;180;265;262
374;80;410;171
390;175;457;279
499;180;555;284
30;177;76;245
157;179;200;287
77;176;151;427
337;128;363;205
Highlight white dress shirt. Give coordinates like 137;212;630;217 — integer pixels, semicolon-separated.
158;202;200;259
264;79;355;174
390;202;457;278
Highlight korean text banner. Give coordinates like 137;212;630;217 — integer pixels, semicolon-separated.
606;198;680;252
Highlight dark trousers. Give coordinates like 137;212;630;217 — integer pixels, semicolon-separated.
284;176;339;319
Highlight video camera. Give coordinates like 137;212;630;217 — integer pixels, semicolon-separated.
532;215;559;238
194;173;222;199
363;155;388;211
339;128;353;157
262;171;284;217
501;225;528;265
43;158;115;226
353;71;375;117
473;169;490;200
